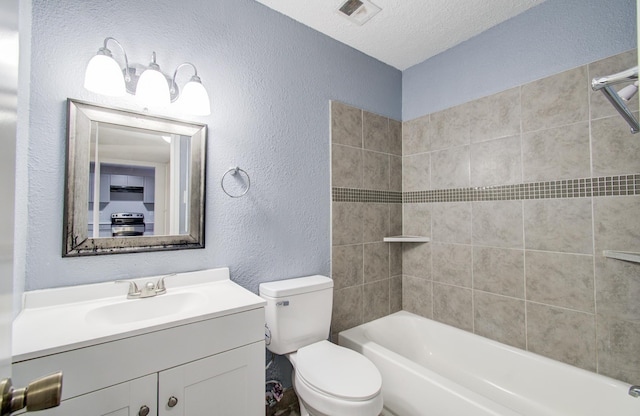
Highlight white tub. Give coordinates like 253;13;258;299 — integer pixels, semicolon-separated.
339;311;638;416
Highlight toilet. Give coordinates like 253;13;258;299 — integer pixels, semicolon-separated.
259;275;383;416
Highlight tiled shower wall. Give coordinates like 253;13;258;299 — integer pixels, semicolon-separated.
401;49;639;384
331;49;640;384
330;102;403;341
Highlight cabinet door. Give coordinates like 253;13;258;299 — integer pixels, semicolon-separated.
110;174;128;187
33;374;157;416
99;173;111;202
143;176;155;204
129;175;144;187
158;342;264;416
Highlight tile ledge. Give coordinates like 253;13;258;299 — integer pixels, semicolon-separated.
603;250;640;264
383;235;430;243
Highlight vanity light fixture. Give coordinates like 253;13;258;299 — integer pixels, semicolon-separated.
83;37;211;116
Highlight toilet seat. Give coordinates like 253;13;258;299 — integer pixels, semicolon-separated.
295;340;382;400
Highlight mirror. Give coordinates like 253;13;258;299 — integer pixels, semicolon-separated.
64;99;207;256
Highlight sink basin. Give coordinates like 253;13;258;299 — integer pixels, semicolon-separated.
86;292;206;325
13;268;267;362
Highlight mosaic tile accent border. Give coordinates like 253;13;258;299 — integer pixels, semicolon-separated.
332;187;402;203
332;174;640;203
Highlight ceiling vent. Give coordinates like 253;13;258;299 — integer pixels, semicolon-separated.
337;0;381;26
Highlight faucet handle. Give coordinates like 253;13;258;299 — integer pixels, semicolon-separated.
155;273;176;295
115;280;141;298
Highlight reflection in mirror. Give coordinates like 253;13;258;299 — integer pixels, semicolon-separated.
64;100;206;256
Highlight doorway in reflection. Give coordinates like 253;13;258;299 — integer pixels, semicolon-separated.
88;123;191;239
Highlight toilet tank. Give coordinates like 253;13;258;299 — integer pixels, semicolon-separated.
259;275;333;355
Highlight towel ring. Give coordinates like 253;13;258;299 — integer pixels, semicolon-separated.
221;167;251;198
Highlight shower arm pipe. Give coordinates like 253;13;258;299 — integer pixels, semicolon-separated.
591;66;638;91
599;86;640;134
592;66;639;134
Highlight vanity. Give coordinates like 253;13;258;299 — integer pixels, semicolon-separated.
11;268;266;415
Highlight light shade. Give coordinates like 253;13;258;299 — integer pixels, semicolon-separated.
177;77;211;116
136;68;170;106
84;54;126;96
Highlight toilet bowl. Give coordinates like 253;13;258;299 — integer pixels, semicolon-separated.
259;275;383;416
288;341;382;416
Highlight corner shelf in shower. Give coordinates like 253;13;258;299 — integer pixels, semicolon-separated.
603;250;640;264
383;236;431;243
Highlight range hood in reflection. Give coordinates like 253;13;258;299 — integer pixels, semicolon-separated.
110;185;143;193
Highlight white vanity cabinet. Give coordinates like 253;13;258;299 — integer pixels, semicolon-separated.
12;268;266;416
35;374;158;416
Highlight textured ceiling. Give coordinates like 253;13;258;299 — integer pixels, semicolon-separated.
255;0;548;70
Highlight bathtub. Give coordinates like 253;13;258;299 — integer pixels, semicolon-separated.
339;311;638;416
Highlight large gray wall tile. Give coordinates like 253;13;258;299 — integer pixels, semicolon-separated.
363;203;389;243
363;150;390;190
332;144;362;188
331;101;362;147
389;204;403;236
403;114;430;155
593;196;640;253
363;111;389;153
431;103;471;151
332;202;363;246
597;316;640;384
332;244;363;290
595;257;640;321
521;66;589;132
522;122;591;182
474;292;526;349
390;276;403;313
389;119;402;156
433;283;473;332
432;243;472;287
403;153;430;192
403;275;432;318
470;87;521;143
332;285;363;333
525;251;595;313
473;246;524;298
403;203;431;237
402;243;431;279
524;198;593;254
432;202;472;244
390;155;402;192
364;279;390;322
527;303;596;371
364;242;389;283
472;201;524;249
390;243;403;277
431;145;470;189
592;114;640;177
470;135;522;187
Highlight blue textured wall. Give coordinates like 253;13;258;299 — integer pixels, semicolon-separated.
403;0;637;120
17;0;401;293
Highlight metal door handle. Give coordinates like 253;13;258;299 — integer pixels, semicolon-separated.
138;405;150;416
167;396;178;407
0;372;63;416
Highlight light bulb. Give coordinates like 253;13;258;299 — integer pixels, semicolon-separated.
84;53;126;96
177;76;211;116
135;52;170;106
136;68;170;106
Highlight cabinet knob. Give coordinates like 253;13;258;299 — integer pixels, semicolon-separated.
138;405;150;416
167;396;178;408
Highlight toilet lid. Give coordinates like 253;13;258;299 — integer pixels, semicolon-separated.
295;341;382;401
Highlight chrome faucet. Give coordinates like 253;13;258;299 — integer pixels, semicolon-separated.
115;273;175;299
629;385;640;398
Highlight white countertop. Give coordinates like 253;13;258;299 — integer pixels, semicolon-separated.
13;268;265;362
